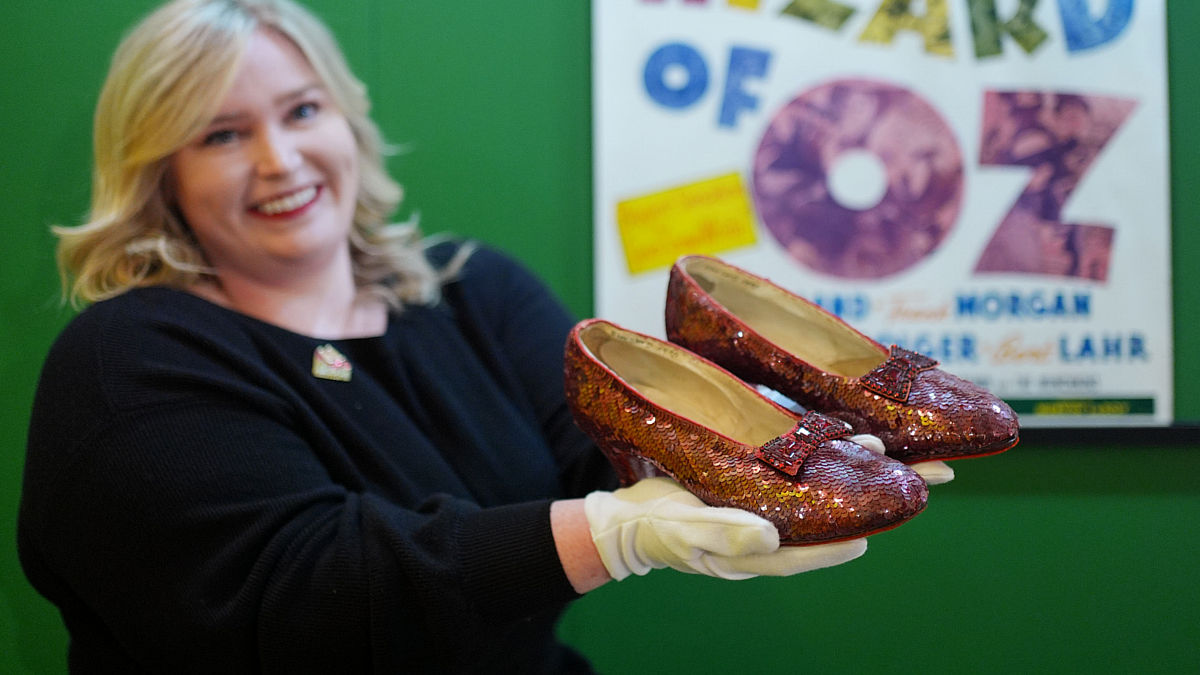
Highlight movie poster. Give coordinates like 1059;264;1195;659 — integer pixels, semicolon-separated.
592;0;1171;427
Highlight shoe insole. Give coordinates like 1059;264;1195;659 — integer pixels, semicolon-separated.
589;327;794;447
687;259;884;378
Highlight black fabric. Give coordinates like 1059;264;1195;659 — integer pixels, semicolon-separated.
19;243;617;674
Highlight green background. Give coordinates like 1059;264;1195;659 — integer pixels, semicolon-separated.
2;2;1197;673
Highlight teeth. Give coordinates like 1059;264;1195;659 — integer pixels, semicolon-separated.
256;186;317;215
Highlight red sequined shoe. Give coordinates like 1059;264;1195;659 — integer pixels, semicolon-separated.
564;319;928;545
665;255;1019;464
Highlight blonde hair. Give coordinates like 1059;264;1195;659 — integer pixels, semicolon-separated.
56;0;442;307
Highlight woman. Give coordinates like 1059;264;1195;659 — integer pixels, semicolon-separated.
18;0;878;672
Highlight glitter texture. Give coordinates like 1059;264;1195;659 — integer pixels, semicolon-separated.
564;319;928;545
665;256;1020;464
860;345;938;402
758;411;853;475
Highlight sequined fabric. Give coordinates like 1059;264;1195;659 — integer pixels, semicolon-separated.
564;319;928;545
860;345;938;402
665;257;1020;464
758;411;853;475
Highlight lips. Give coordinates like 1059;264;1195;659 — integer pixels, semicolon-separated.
251;185;320;216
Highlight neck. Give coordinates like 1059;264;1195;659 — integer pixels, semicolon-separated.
192;256;388;339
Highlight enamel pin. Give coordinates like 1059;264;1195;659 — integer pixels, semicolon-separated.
312;344;352;382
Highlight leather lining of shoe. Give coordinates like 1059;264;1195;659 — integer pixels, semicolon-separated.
684;257;884;378
580;322;795;447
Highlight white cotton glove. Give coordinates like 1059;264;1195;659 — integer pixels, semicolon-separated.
907;460;955;485
583;477;866;581
850;433;955;485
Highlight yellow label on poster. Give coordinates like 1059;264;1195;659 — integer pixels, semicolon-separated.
615;173;757;274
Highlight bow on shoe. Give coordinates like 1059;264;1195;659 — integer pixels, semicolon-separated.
757;411;853;476
859;345;938;403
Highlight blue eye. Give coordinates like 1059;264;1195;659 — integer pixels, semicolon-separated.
291;102;319;120
202;129;239;146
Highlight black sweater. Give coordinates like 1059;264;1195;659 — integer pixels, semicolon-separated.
19;244;616;673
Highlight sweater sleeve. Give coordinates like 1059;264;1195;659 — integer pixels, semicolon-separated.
19;294;584;673
441;245;619;497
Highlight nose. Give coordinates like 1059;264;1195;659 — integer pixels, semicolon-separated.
253;126;301;177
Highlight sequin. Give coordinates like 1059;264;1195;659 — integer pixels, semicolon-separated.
859;345;938;402
564;319;928;545
756;411;852;476
665;256;1020;464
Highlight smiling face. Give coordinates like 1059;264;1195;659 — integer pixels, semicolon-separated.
170;28;360;287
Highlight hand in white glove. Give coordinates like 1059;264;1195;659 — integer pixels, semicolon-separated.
850;433;954;485
584;477;866;582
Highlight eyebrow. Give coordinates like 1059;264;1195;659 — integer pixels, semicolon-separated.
205;83;326;127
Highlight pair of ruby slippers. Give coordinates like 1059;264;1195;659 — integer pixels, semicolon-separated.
564;255;1020;545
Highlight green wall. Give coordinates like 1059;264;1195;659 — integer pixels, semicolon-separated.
2;2;1197;673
